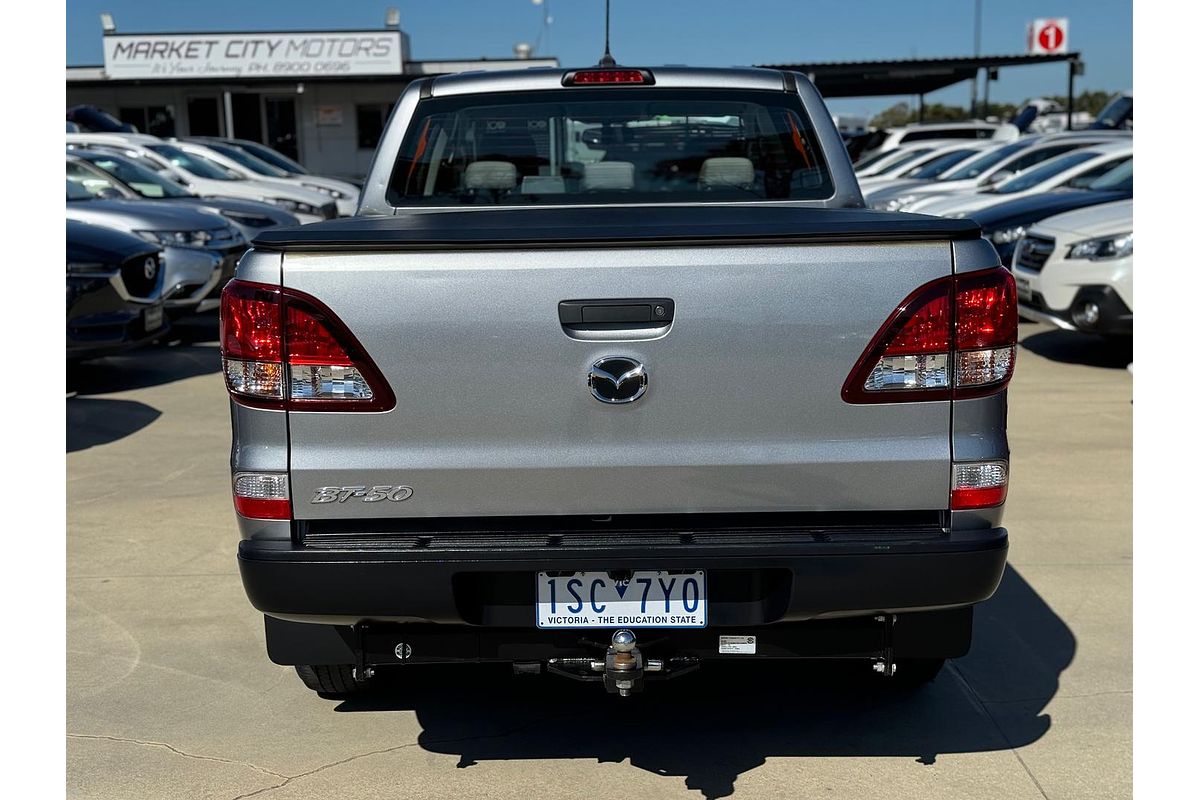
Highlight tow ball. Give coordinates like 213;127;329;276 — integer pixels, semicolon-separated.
545;629;671;695
605;629;652;696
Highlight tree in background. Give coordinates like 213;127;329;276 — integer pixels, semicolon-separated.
1043;90;1116;117
869;90;1118;129
869;102;913;129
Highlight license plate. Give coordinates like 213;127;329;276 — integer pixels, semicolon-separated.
144;303;164;332
536;570;706;629
1015;277;1033;302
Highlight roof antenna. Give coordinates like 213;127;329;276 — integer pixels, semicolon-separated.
598;0;616;67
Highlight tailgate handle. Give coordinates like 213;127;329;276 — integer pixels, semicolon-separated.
559;299;674;326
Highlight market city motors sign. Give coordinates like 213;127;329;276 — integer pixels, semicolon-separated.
102;31;404;79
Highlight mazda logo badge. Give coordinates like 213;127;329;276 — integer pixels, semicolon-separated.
143;257;158;280
588;357;647;404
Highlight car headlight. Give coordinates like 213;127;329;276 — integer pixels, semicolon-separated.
301;183;345;199
270;198;318;214
1066;232;1133;260
989;225;1028;245
133;229;213;248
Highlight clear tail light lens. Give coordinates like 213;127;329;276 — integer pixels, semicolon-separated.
220;280;394;411
233;472;291;519
951;461;1009;509
843;267;1017;403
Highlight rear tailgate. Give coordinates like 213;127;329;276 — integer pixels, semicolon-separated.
256;207;977;520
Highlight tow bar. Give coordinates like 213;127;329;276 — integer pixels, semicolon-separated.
545;629;699;695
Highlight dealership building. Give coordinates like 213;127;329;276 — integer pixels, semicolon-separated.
66;17;558;179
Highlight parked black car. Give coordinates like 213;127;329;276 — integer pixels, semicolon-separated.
67;220;167;361
66;105;137;133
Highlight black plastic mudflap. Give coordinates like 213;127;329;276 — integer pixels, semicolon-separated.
264;608;973;670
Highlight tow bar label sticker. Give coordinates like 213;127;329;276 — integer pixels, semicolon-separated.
719;635;757;655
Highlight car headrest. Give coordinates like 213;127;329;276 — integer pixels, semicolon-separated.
699;157;755;189
464;161;518;191
582;161;635;191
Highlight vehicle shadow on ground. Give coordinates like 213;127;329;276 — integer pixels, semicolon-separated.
66;397;162;453
1019;326;1132;369
66;314;220;452
334;568;1070;798
66;318;220;397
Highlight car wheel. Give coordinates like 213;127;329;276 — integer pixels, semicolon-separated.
294;664;369;696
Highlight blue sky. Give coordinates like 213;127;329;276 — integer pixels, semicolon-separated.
66;0;1131;118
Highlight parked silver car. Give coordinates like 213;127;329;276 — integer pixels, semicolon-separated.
67;161;246;314
68;150;299;241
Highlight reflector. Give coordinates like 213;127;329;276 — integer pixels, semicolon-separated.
233;473;291;519
951;461;1009;509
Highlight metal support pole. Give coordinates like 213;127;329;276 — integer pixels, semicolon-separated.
1066;60;1076;131
969;0;982;117
222;91;235;138
918;94;925;124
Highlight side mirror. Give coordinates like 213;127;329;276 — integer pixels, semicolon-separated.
985;170;1014;186
95;187;124;200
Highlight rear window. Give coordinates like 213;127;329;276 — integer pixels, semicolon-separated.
387;88;833;206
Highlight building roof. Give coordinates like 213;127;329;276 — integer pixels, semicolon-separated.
756;53;1080;97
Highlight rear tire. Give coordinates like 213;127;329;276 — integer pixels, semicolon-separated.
294;664;367;696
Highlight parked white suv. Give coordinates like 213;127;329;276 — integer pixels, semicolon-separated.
1012;199;1132;337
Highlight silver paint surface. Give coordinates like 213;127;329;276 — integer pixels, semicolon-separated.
278;242;957;519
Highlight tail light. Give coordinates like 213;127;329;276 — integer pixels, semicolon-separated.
220;279;395;412
562;69;654;86
951;461;1008;509
233;472;291;519
842;267;1017;404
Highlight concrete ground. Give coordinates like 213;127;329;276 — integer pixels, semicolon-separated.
67;317;1132;799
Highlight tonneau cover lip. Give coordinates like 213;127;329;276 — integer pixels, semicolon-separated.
252;206;982;252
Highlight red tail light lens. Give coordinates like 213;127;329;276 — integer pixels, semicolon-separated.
842;267;1017;404
563;69;653;85
220;279;395;412
233;473;291;520
951;461;1009;509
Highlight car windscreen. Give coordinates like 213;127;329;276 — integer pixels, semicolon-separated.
147;145;242;181
939;141;1033;181
66;178;94;201
1087;158;1133;192
206;143;291;178
853;148;899;171
1091;96;1132;130
81;153;192;198
873;148;933;174
900;149;979;179
387;88;834;206
237;141;308;174
991;151;1098;194
66;160;127;199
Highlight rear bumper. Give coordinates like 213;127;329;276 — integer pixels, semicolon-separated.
238;527;1007;627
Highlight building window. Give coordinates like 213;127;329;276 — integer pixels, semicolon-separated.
357;103;395;150
119;105;176;137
